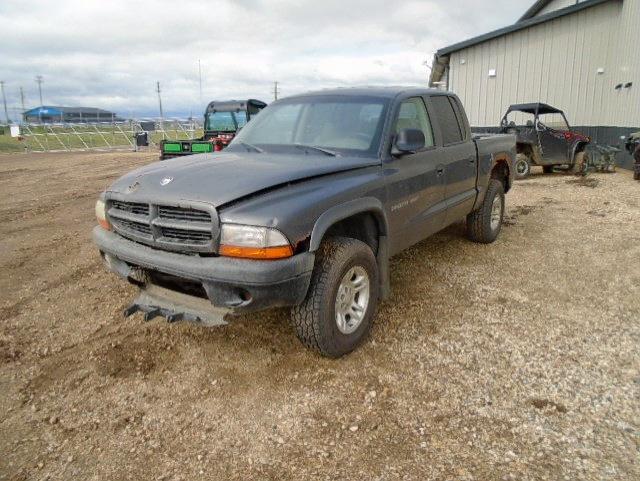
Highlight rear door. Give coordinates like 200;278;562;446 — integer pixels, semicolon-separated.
385;97;446;254
537;127;569;165
427;95;478;224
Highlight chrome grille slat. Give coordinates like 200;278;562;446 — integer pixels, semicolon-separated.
112;218;153;238
158;206;211;223
107;200;215;252
111;200;149;216
151;218;212;232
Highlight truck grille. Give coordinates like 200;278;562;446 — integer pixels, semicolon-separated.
107;200;217;253
158;206;211;223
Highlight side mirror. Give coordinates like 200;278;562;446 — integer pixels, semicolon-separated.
394;128;425;154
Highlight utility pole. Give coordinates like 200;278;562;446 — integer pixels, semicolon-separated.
273;81;280;101
35;75;44;105
19;87;26;112
156;81;164;138
156;81;164;119
35;75;44;123
0;81;9;124
198;59;203;106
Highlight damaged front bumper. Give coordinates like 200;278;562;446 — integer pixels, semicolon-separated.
93;227;314;324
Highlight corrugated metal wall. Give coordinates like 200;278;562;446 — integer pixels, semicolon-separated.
448;0;639;129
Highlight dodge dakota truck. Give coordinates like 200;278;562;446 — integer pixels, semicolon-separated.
93;87;515;357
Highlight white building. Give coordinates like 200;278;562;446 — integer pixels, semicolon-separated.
429;0;639;168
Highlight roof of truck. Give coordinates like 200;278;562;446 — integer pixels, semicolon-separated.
285;86;449;100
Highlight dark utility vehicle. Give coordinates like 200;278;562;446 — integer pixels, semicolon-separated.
160;99;266;159
500;103;590;178
625;131;640;180
94;87;515;357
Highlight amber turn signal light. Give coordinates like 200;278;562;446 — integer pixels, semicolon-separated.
219;244;293;260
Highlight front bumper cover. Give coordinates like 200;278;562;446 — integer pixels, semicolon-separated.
93;227;314;313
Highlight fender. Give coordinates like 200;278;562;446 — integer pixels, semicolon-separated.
492;151;513;189
475;151;513;210
309;197;391;299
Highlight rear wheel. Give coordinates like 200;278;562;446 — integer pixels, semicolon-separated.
291;237;379;358
515;154;530;179
466;179;505;244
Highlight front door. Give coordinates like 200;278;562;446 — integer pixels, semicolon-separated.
385;97;446;255
536;113;570;165
537;126;569;164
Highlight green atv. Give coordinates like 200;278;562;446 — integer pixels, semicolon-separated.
160;99;266;160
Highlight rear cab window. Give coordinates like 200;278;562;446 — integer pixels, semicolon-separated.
430;95;467;145
394;97;435;148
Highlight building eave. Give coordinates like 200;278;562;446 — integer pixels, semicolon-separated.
435;0;619;57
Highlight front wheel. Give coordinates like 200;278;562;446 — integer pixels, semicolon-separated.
515;154;531;179
466;179;505;244
291;237;379;358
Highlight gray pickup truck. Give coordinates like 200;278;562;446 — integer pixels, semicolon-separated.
94;87;515;357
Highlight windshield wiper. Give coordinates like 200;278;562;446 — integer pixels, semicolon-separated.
294;144;338;157
238;141;264;153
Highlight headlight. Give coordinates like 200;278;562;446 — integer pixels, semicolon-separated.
95;198;111;230
219;224;293;259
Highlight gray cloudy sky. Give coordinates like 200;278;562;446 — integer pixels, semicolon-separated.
0;0;530;119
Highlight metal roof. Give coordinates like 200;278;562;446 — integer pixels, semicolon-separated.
519;0;560;21
505;103;564;115
205;99;267;113
436;0;618;56
24;106;116;116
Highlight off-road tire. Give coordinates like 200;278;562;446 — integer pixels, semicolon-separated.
466;179;505;244
634;171;640;181
515;154;530;179
291;236;379;358
543;165;554;174
570;151;587;175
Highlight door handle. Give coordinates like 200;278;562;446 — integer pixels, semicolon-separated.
436;167;444;176
468;157;476;163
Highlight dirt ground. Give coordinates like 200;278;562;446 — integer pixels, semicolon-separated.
1;151;639;481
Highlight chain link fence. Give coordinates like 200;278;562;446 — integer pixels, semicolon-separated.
1;119;204;153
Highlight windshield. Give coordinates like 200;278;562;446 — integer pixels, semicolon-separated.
503;111;569;131
230;96;388;154
503;111;536;128
206;111;248;131
537;113;569;131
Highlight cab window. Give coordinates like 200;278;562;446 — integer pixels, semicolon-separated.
394;97;434;148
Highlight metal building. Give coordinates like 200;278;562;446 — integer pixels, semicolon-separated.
429;0;639;167
23;106;120;123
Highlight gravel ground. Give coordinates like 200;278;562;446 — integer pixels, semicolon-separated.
1;151;639;481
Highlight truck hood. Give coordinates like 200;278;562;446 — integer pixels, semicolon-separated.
107;151;379;207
